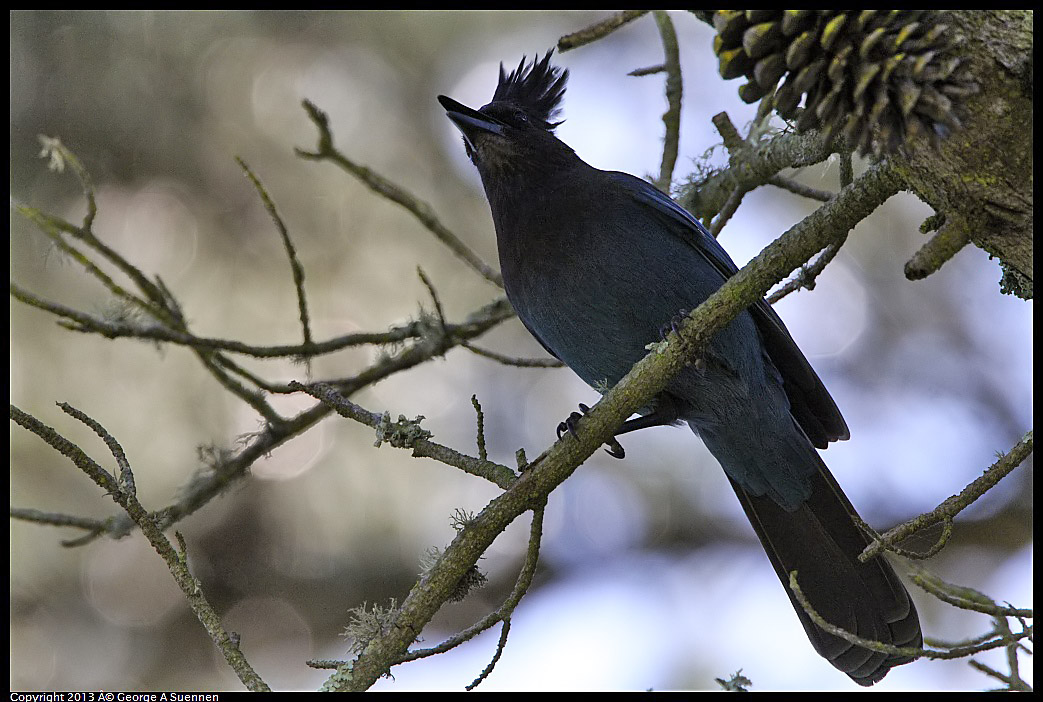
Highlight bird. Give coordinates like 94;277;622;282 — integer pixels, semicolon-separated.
438;50;921;686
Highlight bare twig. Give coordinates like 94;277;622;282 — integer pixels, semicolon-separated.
557;10;649;51
861;431;1033;561
13;277;513;360
905;212;973;280
969;660;1033;692
628;64;664;77
417;266;449;337
767;175;833;202
909;564;1033;618
290;381;517;490
766;235;849;305
679;125;834;225
9;507;131;547
15;207;166;323
37;135;97;234
708;112;750;237
790;570;1032;662
296;100;503;287
466;618;511;691
651;10;681;193
236;157;313;348
10;404;270;692
399;501;545;673
471;395;488;462
461;341;563;368
33;137;171;314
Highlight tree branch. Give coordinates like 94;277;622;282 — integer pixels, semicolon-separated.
10;404;271;692
296;100;503;288
861;430;1033;561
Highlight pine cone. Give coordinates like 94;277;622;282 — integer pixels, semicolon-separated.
712;10;978;156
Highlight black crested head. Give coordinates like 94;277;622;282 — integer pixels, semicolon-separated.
438;50;578;184
488;50;568;132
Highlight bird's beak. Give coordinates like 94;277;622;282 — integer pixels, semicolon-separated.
438;95;504;149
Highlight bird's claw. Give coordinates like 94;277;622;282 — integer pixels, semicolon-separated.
603;437;626;459
556;410;584;440
658;308;691;341
555;403;626;459
659;308;707;373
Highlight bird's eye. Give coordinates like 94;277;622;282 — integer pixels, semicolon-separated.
514;110;529;124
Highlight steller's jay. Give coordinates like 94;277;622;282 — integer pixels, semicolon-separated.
438;51;921;686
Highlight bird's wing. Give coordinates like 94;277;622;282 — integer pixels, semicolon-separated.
607;171;849;447
514;311;564;363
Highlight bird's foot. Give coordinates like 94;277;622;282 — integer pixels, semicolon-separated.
555;405;586;440
658;308;690;340
659;309;706;372
555;403;626;459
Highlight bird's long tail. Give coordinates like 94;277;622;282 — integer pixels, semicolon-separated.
729;454;922;686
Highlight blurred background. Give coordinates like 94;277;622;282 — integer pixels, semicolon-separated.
10;10;1032;692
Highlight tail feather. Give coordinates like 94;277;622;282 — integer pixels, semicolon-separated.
729;454;922;686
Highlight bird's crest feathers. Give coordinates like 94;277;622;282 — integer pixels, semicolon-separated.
490;50;568;130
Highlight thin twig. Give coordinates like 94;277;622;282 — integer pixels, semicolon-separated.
399;501;545;669
236;157;313;347
790;570;1032;661
909;564;1033;618
711;186;747;238
557;10;650;51
925;629;1005;650
9;507;131;547
58;402;135;495
993;614;1033;691
471;395;488;462
767;175;833;202
290;381;517;490
708;112;750;237
197;350;286;427
13;277;513;360
461;341;564;368
905;213;972;280
33;138;171;312
679;124;834;225
969;660;1033;692
766;234;849;305
417;266;449;336
296;100;503;287
10;404;271;692
651;10;681;193
861;431;1033;561
16;207;164;322
628;64;664;77
466;619;511;691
